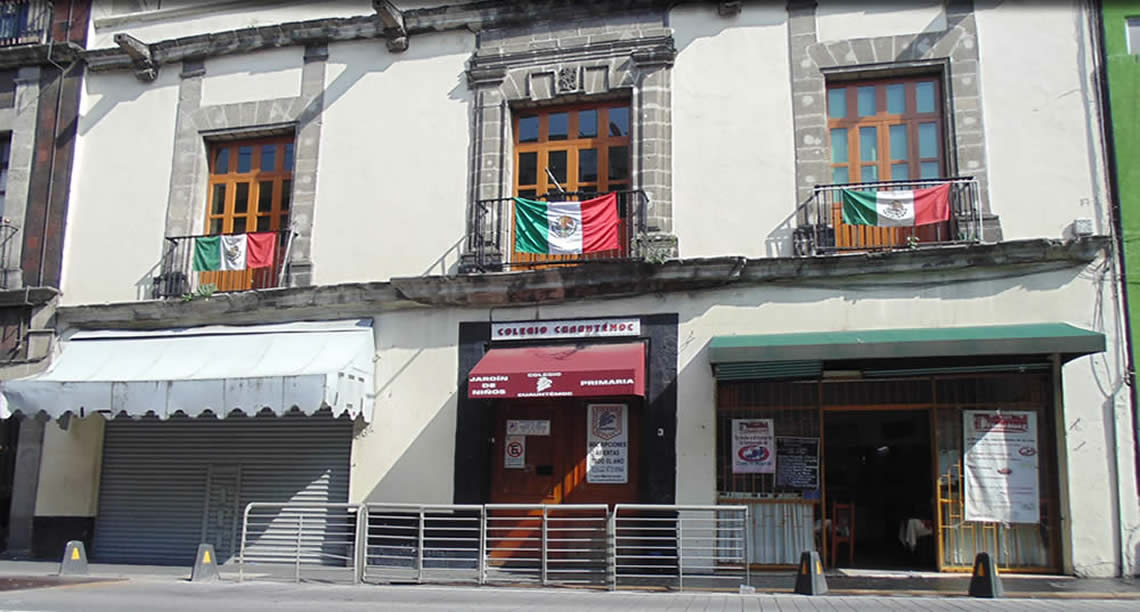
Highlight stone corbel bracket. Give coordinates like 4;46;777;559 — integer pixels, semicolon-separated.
373;0;408;53
113;33;158;82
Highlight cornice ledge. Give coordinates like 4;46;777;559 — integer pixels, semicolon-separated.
54;237;1106;330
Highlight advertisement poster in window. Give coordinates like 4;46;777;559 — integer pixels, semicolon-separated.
586;404;627;484
732;419;775;474
963;410;1039;523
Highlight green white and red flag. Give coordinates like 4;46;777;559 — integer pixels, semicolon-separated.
513;192;620;255
841;183;951;227
193;232;277;271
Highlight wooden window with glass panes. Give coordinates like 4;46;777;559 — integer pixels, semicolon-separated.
202;137;293;291
826;77;949;248
512;102;631;266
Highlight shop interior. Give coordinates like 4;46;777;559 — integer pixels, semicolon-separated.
823;409;936;570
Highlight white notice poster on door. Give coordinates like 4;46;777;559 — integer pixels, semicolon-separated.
586;404;628;484
732;419;775;474
963;410;1039;523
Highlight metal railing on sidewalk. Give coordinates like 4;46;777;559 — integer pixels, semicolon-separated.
612;504;750;591
238;501;750;591
238;503;362;584
483;504;609;587
362;503;484;585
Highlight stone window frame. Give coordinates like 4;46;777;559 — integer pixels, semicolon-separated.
462;23;678;271
161;44;328;290
788;0;1001;241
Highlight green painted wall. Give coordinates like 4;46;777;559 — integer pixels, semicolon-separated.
1104;1;1140;388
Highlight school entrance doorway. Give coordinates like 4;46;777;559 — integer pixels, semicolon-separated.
489;399;640;506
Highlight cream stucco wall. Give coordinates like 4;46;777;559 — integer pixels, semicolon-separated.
200;47;303;107
60;69;181;306
975;0;1106;242
309;32;474;284
34;417;105;517
816;0;947;43
670;3;796;259
349;308;469;504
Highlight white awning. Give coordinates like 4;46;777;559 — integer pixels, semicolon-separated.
0;320;375;421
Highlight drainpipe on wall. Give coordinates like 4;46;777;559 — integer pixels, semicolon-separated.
1089;0;1137;576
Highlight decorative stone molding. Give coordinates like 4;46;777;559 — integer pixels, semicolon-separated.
786;0;1000;241
113;33;159;82
462;13;677;272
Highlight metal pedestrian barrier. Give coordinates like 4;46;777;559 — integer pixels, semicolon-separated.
483;504;609;586
612;504;750;591
238;502;749;591
362;503;484;584
238;502;363;583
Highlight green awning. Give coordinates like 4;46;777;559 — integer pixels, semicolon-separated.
708;323;1105;364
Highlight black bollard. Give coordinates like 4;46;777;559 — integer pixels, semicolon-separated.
968;552;1003;598
793;550;828;595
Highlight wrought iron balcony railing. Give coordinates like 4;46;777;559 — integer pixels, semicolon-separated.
792;177;982;256
463;189;649;273
0;1;52;47
153;230;294;299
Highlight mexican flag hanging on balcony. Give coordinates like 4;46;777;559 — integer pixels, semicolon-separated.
192;233;277;271
513;192;620;254
841;183;951;227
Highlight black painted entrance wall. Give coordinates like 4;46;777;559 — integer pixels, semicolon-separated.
454;314;678;504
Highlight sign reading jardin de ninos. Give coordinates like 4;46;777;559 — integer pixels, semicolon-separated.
491;318;640;341
469;369;638;398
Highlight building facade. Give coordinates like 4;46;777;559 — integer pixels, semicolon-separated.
0;0;1137;577
0;0;90;557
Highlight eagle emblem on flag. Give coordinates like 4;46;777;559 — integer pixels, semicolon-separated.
550;215;579;239
882;200;908;220
223;243;243;266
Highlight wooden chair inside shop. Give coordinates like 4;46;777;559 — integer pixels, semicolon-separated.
830;502;855;567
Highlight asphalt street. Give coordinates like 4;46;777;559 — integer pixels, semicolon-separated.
3;579;1140;612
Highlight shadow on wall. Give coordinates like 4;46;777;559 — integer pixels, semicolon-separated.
358;391;459;505
669;2;786;54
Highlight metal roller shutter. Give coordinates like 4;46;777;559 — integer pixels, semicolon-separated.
93;410;352;565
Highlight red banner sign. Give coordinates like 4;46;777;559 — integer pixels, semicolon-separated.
469;369;639;398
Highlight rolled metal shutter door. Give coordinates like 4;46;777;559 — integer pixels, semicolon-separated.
93;410;352;565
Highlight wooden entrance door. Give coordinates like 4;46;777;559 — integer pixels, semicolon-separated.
489;399;641;505
491;402;563;504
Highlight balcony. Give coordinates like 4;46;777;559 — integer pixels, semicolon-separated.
0;1;51;47
464;189;648;273
793;177;982;256
153;230;293;299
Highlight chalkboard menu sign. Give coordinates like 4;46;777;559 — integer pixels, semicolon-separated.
775;437;820;489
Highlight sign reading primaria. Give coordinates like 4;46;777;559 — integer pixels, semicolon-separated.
491;318;640;341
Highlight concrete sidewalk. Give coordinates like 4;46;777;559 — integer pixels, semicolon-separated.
1;559;1138;602
2;578;1140;612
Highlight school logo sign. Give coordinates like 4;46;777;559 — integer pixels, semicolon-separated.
590;404;623;441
